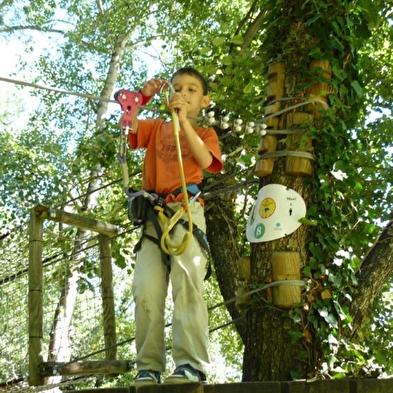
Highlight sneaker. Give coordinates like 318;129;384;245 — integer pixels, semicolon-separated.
164;364;206;384
134;370;161;386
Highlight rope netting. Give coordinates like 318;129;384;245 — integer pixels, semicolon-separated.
0;209;138;391
1;232;30;383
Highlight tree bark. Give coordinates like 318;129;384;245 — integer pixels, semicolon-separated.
345;218;393;340
243;160;315;380
205;192;247;342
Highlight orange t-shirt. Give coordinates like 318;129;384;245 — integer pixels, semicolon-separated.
128;119;222;195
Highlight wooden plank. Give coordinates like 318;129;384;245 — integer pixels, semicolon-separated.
205;382;280;393
71;389;130;393
35;205;121;237
136;383;203;393
282;379;349;392
68;389;130;393
65;380;393;393
351;378;393;393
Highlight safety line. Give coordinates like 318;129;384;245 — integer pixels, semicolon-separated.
0;75;328;126
0;76;118;103
0;75;191;118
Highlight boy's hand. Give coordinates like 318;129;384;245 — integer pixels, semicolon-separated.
168;93;189;123
141;78;167;97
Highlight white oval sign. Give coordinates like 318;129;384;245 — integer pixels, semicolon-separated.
246;184;306;243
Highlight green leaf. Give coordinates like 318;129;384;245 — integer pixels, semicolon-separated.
325;312;339;329
298;217;318;226
332;65;348;81
243;82;253;94
221;55;233;66
212;37;226;47
199;47;211;55
230;35;244;45
351;80;363;96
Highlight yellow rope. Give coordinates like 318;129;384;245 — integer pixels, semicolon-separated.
156;89;193;255
157;110;193;255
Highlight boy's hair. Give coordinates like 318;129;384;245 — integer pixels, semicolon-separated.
171;67;209;95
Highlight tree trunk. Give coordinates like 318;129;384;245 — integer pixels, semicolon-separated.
205;192;247;342
238;4;335;380
243;160;315;380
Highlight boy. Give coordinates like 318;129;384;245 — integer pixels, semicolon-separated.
124;68;222;386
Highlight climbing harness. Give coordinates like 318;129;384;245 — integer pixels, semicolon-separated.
114;82;204;264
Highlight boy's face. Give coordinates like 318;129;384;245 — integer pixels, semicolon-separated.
171;73;211;116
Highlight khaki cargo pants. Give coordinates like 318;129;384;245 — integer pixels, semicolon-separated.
132;201;210;375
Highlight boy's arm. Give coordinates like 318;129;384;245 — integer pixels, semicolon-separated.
180;120;214;169
168;93;214;169
118;78;166;134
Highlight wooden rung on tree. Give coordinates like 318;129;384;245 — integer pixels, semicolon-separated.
306;59;332;117
236;256;251;309
265;61;285;115
285;112;314;176
255;62;285;178
271;251;301;308
255;134;278;178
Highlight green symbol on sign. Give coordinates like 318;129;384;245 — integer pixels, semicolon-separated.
254;223;265;239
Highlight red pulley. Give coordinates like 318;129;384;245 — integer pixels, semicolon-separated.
114;89;143;128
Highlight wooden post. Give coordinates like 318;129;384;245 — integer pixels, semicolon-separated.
271;252;301;308
99;234;117;361
28;208;45;386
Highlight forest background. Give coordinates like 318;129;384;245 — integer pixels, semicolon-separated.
0;0;392;389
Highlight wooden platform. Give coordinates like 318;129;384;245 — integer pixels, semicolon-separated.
69;379;393;393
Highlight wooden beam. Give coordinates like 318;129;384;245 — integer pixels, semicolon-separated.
34;205;121;237
40;360;134;377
